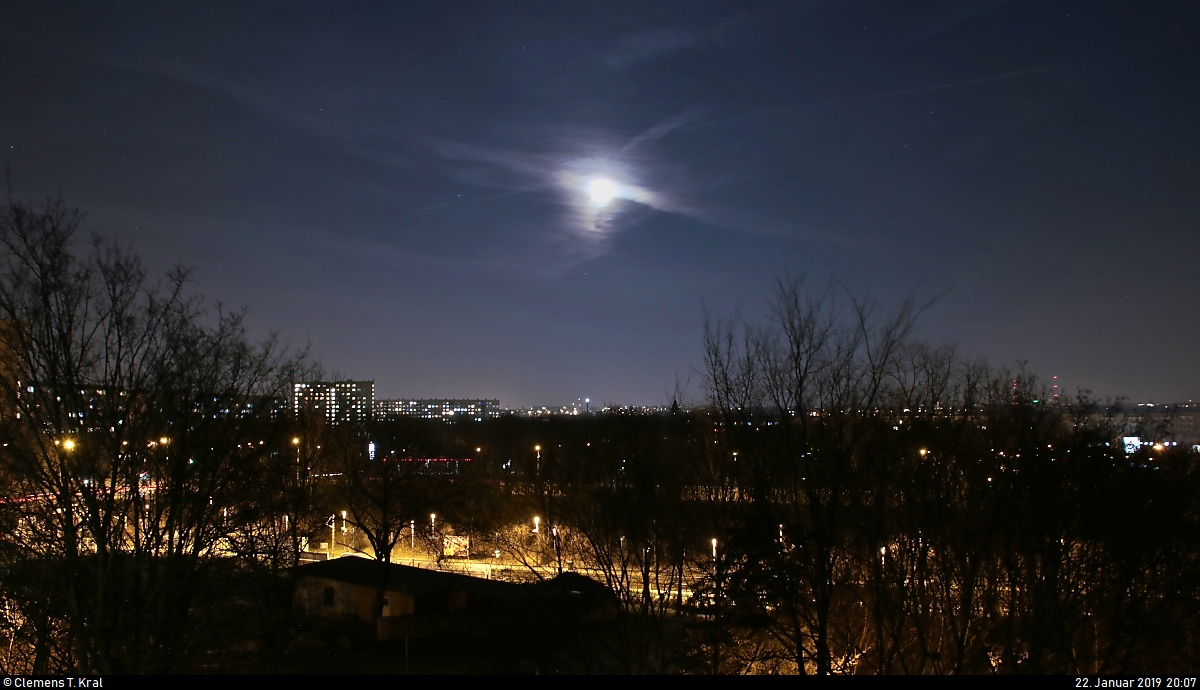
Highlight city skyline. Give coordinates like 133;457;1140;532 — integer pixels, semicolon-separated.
3;1;1198;407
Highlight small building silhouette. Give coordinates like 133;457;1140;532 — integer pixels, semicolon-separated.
294;557;616;640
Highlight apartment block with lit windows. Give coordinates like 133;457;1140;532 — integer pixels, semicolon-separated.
374;398;500;422
293;381;375;424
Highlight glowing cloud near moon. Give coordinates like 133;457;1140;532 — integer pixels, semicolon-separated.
587;178;619;205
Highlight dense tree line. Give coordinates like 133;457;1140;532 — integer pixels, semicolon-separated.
0;199;1196;674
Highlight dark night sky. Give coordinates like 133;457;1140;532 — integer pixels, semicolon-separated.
3;1;1198;407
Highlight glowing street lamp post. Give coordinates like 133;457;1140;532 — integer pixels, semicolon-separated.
292;437;300;480
552;526;562;574
329;516;336;558
712;538;721;621
430;514;437;562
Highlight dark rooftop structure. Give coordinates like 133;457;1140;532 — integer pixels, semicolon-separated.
299;556;528;599
294;557;617;641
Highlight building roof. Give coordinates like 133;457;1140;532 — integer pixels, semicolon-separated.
296;557;532;599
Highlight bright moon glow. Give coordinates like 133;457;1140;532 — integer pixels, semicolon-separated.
588;178;618;205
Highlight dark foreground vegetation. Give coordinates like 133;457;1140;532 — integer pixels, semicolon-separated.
1;197;1197;674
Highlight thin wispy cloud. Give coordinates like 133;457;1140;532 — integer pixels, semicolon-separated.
618;109;713;157
86;40;890;261
604;28;697;69
601;13;754;71
418;130;843;258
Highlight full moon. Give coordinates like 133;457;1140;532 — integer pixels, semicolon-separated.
588;178;618;205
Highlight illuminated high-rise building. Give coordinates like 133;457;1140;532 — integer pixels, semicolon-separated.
293;380;374;424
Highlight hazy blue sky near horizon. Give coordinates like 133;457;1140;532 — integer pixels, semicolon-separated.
3;1;1198;407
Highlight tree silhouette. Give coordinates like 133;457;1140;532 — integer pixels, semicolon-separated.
0;196;309;673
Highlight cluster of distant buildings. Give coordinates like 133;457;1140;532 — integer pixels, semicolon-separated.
1115;401;1200;449
293;381;500;425
290;381;677;426
288;382;1200;447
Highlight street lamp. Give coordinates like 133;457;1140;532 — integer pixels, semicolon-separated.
341;510;347;534
552;526;562;574
533;516;539;534
329;515;336;558
410;519;415;565
711;537;722;618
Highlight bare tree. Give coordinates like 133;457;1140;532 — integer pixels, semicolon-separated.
700;275;936;674
0;196;307;673
326;418;472;620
